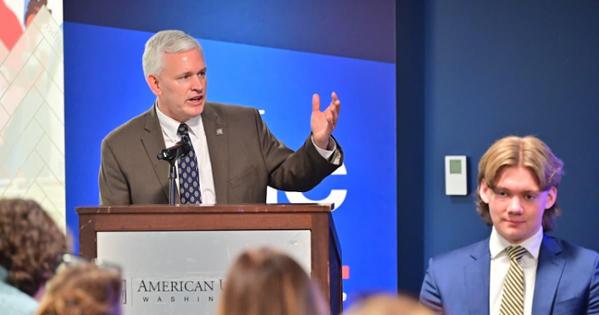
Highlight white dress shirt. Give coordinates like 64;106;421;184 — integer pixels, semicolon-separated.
155;104;337;204
156;106;217;204
489;226;543;315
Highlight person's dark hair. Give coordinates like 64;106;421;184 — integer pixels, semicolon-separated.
0;198;66;296
218;247;329;315
36;263;122;315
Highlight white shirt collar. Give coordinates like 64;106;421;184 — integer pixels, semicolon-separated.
155;102;203;141
489;225;543;260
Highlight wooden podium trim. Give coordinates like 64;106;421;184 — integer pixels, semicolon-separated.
77;204;342;314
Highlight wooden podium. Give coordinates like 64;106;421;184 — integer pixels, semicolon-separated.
77;204;342;315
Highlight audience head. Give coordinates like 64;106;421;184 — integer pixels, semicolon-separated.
344;293;435;315
0;198;66;297
476;135;563;243
36;261;122;315
218;247;329;315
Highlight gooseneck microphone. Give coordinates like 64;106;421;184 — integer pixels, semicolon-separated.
157;141;190;161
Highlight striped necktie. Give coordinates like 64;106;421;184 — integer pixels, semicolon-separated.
499;245;527;315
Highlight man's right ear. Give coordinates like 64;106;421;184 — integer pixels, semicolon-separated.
146;75;161;96
479;181;491;203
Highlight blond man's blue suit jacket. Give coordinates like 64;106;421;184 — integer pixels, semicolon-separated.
420;235;599;315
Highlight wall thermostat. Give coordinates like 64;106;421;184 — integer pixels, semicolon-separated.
445;155;467;196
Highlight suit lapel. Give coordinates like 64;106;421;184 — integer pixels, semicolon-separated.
140;106;169;200
465;239;491;315
531;235;565;315
202;104;229;203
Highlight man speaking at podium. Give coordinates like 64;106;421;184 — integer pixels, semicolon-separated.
99;30;343;205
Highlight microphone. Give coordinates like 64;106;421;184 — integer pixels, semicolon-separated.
157;141;190;161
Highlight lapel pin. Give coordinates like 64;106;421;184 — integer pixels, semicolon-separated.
216;128;224;135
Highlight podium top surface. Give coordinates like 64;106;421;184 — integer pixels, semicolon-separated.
76;203;333;215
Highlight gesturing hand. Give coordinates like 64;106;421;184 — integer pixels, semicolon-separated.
311;91;341;150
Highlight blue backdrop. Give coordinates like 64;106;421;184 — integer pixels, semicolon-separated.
394;1;599;294
64;19;397;303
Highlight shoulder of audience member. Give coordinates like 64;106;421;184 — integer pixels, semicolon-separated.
0;280;38;315
550;236;599;262
429;238;488;265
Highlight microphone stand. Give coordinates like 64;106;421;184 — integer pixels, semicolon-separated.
167;158;178;206
157;141;191;205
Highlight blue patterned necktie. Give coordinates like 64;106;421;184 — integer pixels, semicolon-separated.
177;123;202;204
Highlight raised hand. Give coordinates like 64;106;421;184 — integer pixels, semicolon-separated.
311;91;341;150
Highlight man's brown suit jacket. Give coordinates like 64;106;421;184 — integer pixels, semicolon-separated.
99;102;342;205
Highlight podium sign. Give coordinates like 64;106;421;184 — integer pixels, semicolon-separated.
98;230;311;315
78;204;342;315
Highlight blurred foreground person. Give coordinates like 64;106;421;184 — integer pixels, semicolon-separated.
344;294;435;315
0;199;66;315
36;262;122;315
218;247;329;315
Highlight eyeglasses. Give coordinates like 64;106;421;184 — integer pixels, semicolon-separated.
57;253;122;274
52;253;126;306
